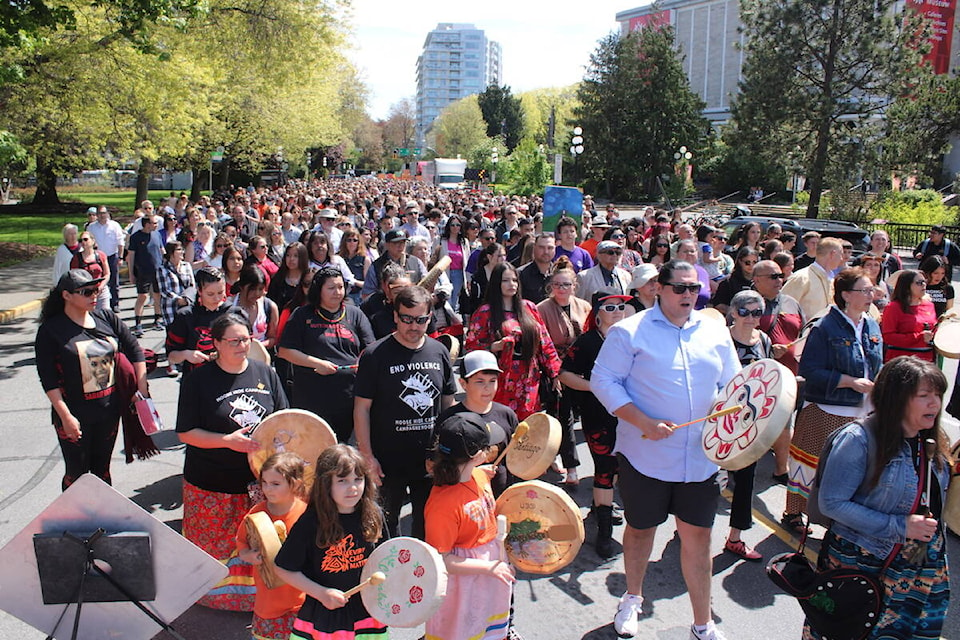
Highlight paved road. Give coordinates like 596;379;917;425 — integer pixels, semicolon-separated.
0;257;956;639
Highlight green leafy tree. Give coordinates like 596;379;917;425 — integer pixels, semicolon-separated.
574;28;708;199
732;0;928;218
517;86;580;150
883;73;960;182
501;139;551;196
430;96;487;158
478;84;523;152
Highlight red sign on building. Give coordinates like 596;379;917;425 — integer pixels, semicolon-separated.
907;0;957;74
629;10;672;31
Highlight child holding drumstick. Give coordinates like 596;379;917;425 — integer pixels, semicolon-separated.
274;445;387;640
424;413;516;640
236;452;309;640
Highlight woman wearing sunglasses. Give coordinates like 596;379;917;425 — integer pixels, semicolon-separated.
710;247;759;314
559;288;631;558
36;269;148;491
278;266;374;442
465;263;561;421
722;290;772;561
645;233;671;268
881;269;936;363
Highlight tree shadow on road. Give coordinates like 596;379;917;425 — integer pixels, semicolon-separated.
129;473;184;520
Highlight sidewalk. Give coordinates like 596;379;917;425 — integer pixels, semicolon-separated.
0;255;55;323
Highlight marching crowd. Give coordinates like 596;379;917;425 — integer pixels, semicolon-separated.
34;176;956;640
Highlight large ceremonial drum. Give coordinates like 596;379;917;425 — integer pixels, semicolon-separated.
495;480;585;574
934;318;960;359
243;511;287;589
701;358;796;471
943;440;960;535
360;537;447;628
248;339;271;364
506;412;561;480
248;409;337;489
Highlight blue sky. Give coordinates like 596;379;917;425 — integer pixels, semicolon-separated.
348;0;635;119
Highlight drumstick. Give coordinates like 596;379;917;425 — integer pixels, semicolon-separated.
493;421;530;467
342;571;385;598
336;364;359;370
641;405;744;439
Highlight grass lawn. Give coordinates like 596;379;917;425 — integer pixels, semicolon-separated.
58;189;184;217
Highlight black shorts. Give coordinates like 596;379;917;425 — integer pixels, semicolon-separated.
617;453;719;529
135;270;158;294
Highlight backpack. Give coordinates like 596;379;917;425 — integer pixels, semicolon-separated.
806;418;876;528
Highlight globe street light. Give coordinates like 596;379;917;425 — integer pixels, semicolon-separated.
570;126;584;183
491;147;499;184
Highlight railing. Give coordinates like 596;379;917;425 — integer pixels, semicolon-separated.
860;221;960;253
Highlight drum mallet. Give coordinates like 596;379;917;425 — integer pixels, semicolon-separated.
493;421;530;467
642;405;743;439
909;438;939;564
342;571;386;598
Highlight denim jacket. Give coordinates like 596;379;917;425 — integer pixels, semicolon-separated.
798;307;883;407
819;421;949;558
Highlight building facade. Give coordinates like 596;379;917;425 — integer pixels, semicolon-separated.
415;23;502;147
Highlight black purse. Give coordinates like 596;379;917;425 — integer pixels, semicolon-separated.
766;532;888;640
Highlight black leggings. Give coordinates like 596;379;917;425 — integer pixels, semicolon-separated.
380;469;432;540
54;412;119;491
729;461;757;531
583;424;617;490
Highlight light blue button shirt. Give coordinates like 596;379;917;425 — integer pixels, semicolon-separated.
592;304;742;483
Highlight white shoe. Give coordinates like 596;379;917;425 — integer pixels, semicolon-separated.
690;621;728;640
613;592;643;637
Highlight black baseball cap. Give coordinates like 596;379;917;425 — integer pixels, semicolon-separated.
384;229;408;243
435;412;507;459
58;269;104;292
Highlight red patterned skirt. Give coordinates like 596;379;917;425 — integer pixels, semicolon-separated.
253;610;298;640
182;480;255;611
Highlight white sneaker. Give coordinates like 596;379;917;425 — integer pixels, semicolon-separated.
690;620;728;640
613;592;643;637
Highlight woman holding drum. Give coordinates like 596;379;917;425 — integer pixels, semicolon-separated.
722;290;772;561
278;266;374;442
813;357;950;640
176;313;289;611
783;268;884;534
465;262;562;421
881;269;936;363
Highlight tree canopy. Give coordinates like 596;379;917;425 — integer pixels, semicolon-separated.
574;27;707;199
477;84;523;152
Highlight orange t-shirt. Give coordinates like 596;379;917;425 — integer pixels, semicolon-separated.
236;498;308;619
580;238;599;259
425;468;497;554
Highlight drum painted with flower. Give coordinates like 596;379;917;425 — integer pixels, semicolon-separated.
701;358;796;471
360;536;447;628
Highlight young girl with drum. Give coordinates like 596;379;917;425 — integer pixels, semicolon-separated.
274;445;387;640
424;413;516;640
236;452;309;640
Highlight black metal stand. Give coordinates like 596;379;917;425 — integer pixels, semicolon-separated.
43;529;186;640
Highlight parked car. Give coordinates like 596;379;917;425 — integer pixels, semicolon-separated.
721;214;871;256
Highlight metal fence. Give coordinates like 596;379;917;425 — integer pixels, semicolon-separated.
860;222;960;253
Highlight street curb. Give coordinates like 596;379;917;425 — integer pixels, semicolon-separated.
0;298;42;324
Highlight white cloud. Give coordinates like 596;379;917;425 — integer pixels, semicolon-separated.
348;0;630;119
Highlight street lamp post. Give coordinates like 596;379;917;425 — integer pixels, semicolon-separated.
491;147;499;184
570;126;584;184
674;145;693;195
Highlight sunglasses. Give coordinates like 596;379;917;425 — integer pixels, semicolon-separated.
758;273;785;280
602;250;623;256
398;313;431;325
346;237;359;242
656;243;669;248
736;308;763;318
73;287;99;297
599;303;626;312
666;283;702;295
611;234;625;239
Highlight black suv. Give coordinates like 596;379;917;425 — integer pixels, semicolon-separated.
721;215;871;255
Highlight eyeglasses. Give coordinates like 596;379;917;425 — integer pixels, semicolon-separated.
599;303;626;312
602;250;623;256
848;288;875;295
666;283;702;295
73;287;99;297
736;308;763;318
757;273;785;280
221;336;252;347
551;282;574;289
398;313;431;325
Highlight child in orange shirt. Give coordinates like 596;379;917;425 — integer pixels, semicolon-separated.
236;452;309;640
424;413;515;640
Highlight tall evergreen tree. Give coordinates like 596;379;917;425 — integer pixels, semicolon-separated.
477;84;523;152
574;27;707;199
732;0;927;217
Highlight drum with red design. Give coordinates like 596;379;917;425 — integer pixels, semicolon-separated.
360;536;447;628
701;358;797;471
